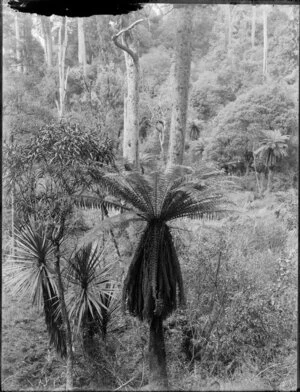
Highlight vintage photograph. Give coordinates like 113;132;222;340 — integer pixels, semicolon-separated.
2;1;298;391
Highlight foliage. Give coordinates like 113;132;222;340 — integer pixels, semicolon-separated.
140;46;172;95
169;213;296;376
3;72;56;143
190;72;236;122
68;63;124;136
3;122;116;229
2;3;298;390
66;242;117;347
254;129;290;168
5;221;66;357
268;6;299;79
206;83;297;170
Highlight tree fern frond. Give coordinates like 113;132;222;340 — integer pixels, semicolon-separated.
171;208;233;221
102;172;152;214
72;195;129;213
124;172;155;216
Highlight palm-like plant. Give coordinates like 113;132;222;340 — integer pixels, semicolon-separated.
254;130;290;192
5;221;67;357
81;164;233;389
65;242;118;351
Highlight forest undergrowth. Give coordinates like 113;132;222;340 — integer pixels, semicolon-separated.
2;187;297;391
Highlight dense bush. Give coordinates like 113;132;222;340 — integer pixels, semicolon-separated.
190;72;236;122
165;215;296;377
206;83;298;175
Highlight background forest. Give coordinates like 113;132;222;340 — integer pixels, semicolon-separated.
2;2;299;391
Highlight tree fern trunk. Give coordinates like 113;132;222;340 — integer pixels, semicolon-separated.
148;316;168;390
267;167;273;193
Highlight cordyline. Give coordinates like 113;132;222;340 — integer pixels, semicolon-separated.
78;164;235;390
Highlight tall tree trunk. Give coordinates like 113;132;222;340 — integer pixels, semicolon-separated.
53;238;74;390
22;14;33;73
225;4;232;54
148;316;168;390
15;13;22;72
251;5;256;48
77;18;87;77
113;17;144;169
168;6;193;166
96;16;109;65
123;46;139;167
263;5;268;79
40;16;53;67
56;17;69;119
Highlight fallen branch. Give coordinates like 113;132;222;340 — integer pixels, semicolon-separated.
114;374;137;391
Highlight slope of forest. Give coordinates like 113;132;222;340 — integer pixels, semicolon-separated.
2;2;298;391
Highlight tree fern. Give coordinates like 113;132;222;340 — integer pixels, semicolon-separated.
81;164;235;322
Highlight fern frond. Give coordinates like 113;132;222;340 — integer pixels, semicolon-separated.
124;172;155;217
103;172;152;214
72;195;128;213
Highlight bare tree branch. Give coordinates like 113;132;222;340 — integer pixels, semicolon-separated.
112;18;145;63
114;18;145;38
